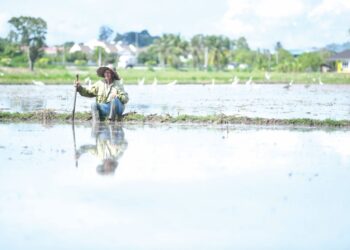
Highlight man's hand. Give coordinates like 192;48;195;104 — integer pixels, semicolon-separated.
74;79;81;89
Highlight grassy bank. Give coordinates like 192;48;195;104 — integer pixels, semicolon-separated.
0;66;349;84
1;110;349;128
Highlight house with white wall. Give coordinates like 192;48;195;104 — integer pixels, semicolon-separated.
69;40;137;68
69;43;92;54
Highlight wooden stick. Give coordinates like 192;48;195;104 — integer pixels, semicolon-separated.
72;120;78;168
72;74;79;122
72;74;79;167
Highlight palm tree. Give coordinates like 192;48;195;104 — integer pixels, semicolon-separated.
151;34;189;68
190;34;205;69
204;35;231;69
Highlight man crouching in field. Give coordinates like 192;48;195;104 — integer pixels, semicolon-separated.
75;64;129;122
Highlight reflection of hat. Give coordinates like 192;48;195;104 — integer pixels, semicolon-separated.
96;64;120;80
96;159;118;175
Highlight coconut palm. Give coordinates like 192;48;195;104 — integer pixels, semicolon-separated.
190;34;205;68
203;35;231;69
152;34;189;68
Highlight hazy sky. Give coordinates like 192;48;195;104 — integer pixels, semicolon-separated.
0;0;349;49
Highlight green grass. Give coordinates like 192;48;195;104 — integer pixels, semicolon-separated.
1;110;349;127
0;66;349;84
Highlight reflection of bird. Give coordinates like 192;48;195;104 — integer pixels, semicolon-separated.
231;76;239;85
138;77;145;86
152;77;158;86
245;76;252;85
283;80;293;89
32;80;45;85
318;77;324;85
265;72;271;81
84;77;92;87
168;80;177;85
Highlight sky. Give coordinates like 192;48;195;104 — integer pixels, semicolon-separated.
0;0;350;50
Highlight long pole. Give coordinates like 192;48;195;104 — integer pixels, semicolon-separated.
72;120;78;168
72;74;79;122
72;74;79;167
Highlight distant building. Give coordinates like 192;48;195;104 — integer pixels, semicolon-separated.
115;41;137;68
226;62;249;70
44;46;59;55
69;40;137;68
327;49;350;73
69;43;92;54
227;63;236;70
320;63;332;73
238;64;249;70
84;40;119;54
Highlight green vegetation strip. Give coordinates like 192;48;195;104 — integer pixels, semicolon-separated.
0;67;350;84
0;110;349;127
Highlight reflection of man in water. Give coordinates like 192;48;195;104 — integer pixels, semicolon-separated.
76;124;128;175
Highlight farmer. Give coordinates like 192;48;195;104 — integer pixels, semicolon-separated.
75;123;128;175
75;64;129;121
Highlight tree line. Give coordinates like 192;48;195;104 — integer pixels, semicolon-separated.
0;16;344;72
138;34;334;72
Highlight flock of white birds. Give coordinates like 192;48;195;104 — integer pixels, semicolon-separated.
31;72;326;88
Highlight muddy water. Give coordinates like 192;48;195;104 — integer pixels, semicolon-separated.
1;84;350;120
0;123;349;249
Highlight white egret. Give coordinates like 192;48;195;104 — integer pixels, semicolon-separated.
32;80;45;86
84;77;92;87
152;77;158;86
283;80;293;89
245;76;253;85
318;77;324;85
168;80;177;85
138;77;145;86
231;76;239;85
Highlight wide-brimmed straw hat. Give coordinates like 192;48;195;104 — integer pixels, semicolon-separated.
96;159;118;175
96;64;120;80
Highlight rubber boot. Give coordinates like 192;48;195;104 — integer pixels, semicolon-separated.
108;100;116;122
91;103;100;123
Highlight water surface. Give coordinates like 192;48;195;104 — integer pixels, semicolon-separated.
0;123;349;249
1;84;349;119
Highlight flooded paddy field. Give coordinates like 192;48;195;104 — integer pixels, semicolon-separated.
0;122;350;249
1;84;350;120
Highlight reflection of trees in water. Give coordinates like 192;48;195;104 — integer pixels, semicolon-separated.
76;124;128;175
10;97;46;112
